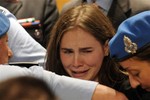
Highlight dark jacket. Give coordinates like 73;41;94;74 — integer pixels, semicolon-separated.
0;0;59;48
62;0;150;29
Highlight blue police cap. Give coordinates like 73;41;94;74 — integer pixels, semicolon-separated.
109;11;150;61
0;12;10;38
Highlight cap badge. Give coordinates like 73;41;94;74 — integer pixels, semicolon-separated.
124;35;137;54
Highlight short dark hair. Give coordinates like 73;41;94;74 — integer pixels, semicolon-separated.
0;76;57;100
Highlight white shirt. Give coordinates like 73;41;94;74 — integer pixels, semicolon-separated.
0;6;46;67
0;65;98;100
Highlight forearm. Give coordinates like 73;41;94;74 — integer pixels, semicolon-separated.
41;69;128;100
92;84;128;100
0;65;128;100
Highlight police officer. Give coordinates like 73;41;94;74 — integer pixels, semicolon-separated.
0;11;13;64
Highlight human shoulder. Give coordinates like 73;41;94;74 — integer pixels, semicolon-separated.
61;0;83;14
129;0;150;15
0;65;43;81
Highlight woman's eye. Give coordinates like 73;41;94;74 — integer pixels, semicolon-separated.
129;70;140;77
133;72;139;77
82;50;92;53
63;50;73;54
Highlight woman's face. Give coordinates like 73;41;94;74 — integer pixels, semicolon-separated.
60;27;108;81
0;34;13;64
119;58;150;91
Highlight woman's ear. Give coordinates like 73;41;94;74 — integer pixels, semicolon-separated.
0;40;1;44
104;40;109;56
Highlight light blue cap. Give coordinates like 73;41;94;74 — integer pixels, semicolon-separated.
109;11;150;61
0;12;10;38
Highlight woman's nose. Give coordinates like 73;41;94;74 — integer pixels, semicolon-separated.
72;54;82;68
129;75;140;88
8;47;13;59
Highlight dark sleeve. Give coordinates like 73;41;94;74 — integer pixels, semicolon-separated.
42;0;59;47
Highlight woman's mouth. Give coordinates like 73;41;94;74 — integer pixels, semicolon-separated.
71;69;89;78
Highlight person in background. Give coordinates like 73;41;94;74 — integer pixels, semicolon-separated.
109;11;150;99
0;0;59;48
0;11;127;100
0;76;57;100
0;8;13;64
62;0;150;29
0;6;46;67
46;4;140;99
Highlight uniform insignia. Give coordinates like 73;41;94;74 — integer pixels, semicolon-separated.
124;35;137;54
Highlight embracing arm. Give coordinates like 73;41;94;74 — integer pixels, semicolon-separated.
0;65;128;100
92;85;128;100
38;67;128;100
